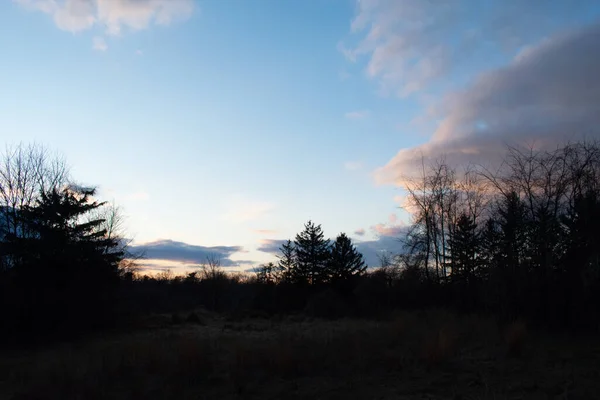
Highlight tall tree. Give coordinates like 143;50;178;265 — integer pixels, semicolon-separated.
5;185;123;284
448;213;479;283
328;233;366;282
277;239;295;283
1;185;124;336
293;220;330;285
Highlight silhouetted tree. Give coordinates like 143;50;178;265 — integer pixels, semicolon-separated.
277;239;296;283
293;220;330;285
328;233;366;282
558;189;600;326
5;186;123;279
1;185;124;337
448;213;479;283
255;262;279;285
0;143;69;268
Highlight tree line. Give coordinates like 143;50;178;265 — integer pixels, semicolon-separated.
2;141;600;345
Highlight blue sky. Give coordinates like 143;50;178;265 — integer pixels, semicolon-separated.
2;0;600;273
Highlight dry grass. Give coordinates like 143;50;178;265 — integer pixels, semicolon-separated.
1;310;599;399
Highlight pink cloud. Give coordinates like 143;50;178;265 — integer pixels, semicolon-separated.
371;222;406;238
374;23;600;187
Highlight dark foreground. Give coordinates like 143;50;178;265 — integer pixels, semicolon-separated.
1;310;598;400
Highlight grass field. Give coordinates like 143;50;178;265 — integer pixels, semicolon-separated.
1;310;599;399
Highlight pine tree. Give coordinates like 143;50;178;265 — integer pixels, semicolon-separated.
2;186;124;333
328;233;366;282
496;191;528;272
293;220;330;285
277;239;296;283
448;213;479;283
7;186;123;282
479;217;500;278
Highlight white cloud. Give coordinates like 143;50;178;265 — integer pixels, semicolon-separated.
342;0;600;97
375;22;600;187
344;110;370;120
370;221;406;238
14;0;194;35
92;35;107;51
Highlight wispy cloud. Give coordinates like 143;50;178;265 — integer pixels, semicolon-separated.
345;110;370;120
375;23;600;187
342;0;600;97
15;0;194;35
92;36;107;51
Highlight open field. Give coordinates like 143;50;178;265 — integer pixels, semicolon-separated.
1;310;599;400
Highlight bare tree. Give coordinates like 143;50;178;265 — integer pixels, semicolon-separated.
0;143;69;238
403;156;460;281
201;253;226;281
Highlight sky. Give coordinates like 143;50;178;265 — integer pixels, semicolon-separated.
1;0;600;273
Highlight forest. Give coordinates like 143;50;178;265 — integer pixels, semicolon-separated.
1;142;600;399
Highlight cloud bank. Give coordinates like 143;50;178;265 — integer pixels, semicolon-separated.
375;22;600;186
130;239;245;267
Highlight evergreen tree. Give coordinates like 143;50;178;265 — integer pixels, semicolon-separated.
448;213;479;283
6;186;123;281
479;217;500;279
277;239;296;283
2;186;124;334
494;191;529;320
496;191;528;272
328;233;366;282
293;220;330;285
